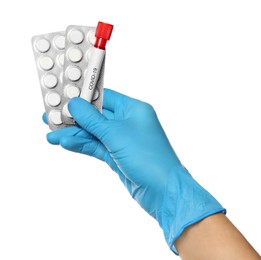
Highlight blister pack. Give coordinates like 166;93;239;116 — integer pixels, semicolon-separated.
32;31;67;130
32;22;113;130
62;25;105;125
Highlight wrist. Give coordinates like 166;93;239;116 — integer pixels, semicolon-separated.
158;165;226;255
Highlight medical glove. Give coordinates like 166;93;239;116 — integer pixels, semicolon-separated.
46;89;225;254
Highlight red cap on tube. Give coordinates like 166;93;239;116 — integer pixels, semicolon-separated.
94;22;114;50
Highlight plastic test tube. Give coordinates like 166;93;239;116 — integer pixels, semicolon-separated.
80;21;113;102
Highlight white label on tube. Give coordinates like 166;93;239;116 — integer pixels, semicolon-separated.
80;48;105;102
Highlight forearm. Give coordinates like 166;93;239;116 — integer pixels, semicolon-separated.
175;213;260;260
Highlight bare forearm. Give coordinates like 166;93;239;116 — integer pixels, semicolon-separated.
175;213;260;260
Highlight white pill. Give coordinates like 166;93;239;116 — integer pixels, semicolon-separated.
45;92;61;107
43;74;58;88
38;56;54;71
68;30;84;44
85;48;93;61
67;47;83;63
57;53;64;67
64;84;80;98
49;110;62;125
60;72;64;84
87;30;96;45
66;66;82;81
92;89;100;101
63;104;72;118
35;38;50;53
54;35;65;50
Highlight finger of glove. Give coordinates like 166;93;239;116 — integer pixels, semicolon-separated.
68;97;109;140
60;136;118;171
42;113;48;125
60;131;135;195
47;126;91;145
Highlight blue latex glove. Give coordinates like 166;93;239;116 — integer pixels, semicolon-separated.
46;89;225;254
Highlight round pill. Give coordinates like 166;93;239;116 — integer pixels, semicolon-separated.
38;56;54;71
67;48;83;63
66;66;82;81
54;35;65;50
92;89;100;101
45;92;61;107
60;72;64;83
49;110;62;125
57;53;64;67
43;74;58;88
85;48;93;61
68;30;84;44
35;38;50;53
87;30;96;45
63;104;72;118
64;84;80;98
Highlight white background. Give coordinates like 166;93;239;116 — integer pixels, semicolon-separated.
0;0;260;259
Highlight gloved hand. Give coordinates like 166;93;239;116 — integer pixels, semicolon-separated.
46;89;225;254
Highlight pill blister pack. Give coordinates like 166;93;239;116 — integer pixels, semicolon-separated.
32;25;105;130
62;25;104;125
